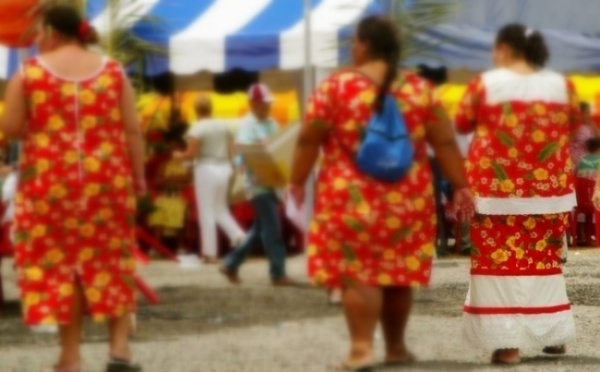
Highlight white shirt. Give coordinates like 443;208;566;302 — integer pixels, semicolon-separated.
186;118;232;164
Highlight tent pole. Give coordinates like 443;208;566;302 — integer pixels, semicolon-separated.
302;0;315;239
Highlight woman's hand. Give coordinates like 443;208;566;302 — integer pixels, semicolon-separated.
593;188;600;210
453;187;476;222
134;177;148;198
287;183;306;207
172;151;185;161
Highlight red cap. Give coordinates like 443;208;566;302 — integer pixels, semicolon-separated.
248;83;273;103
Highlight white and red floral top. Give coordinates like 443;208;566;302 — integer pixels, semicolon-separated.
455;68;580;215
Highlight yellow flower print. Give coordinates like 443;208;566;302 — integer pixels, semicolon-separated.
109;238;122;250
26;66;44;80
534;104;547;116
59;283;73;297
327;240;341;252
506;236;517;250
25;267;44;281
536;262;546;270
508;148;518;158
64;151;79;164
31;225;47;238
386;192;403;204
83;157;101;173
500;179;515;193
477;126;490;137
413;198;426;211
358;232;369;242
313;270;329;284
24;292;41;307
110;108;121;121
509;243;523;258
333;178;347;190
356;201;371;215
383;249;396;260
523;217;537;230
80;223;96;238
80;90;97;105
81;116;97;130
32;91;47;105
386;217;401;229
49;184;68;199
307;245;318;256
45;249;65;264
505;114;518;128
48;115;65;131
86;287;102;303
532;130;546;143
99;208;113;220
36;133;50;148
100;142;114;156
507;216;516;226
79;248;94;261
378;273;392;285
36;159;50;173
556;112;567;124
533;168;549;181
64;218;78;229
406;256;421;271
113;176;127;189
559;174;567;188
483;217;493;229
62;83;75;96
359;90;376;104
34;201;50;215
84;184;101;197
94;271;112;287
558;135;568;147
347;260;363;272
535;240;548;251
412;125;426;138
491;249;509;264
479;157;492;169
98;75;114;89
422;243;435;257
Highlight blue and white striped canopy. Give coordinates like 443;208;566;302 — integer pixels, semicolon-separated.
0;0;382;79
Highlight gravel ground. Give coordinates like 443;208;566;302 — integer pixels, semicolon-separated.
1;249;600;372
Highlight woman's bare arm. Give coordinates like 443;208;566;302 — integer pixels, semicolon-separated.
174;137;201;161
290;120;327;186
121;77;146;191
0;74;27;139
426;118;468;189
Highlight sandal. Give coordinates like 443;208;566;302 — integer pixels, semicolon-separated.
491;349;520;365
44;366;80;372
333;361;375;372
543;345;566;355
106;359;142;372
384;352;417;366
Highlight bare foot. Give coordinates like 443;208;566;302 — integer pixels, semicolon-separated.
385;351;416;365
271;277;302;287
491;348;520;364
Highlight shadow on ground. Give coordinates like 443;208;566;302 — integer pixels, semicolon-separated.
1;281;599;349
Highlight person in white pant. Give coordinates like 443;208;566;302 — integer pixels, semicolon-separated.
174;97;246;263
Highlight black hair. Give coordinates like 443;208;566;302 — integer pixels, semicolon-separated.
586;138;600;153
416;64;448;86
356;16;401;112
43;5;99;45
580;102;591;114
496;24;549;68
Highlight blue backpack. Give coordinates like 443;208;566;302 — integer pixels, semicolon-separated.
355;94;415;183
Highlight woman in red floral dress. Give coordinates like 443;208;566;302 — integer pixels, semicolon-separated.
456;24;578;364
0;6;145;372
289;16;474;370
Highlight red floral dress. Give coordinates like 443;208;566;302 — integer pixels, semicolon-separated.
15;58;137;325
305;71;446;288
456;68;578;350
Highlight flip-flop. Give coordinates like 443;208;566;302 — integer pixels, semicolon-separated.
491;350;520;365
543;345;566;355
383;352;417;366
333;360;376;371
43;366;80;372
106;359;142;372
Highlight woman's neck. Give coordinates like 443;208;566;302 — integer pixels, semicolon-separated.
357;60;389;86
503;59;536;75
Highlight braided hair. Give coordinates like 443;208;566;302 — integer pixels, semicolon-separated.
496;24;549;68
356;16;402;112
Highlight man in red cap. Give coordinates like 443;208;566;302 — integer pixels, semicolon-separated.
221;83;296;286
